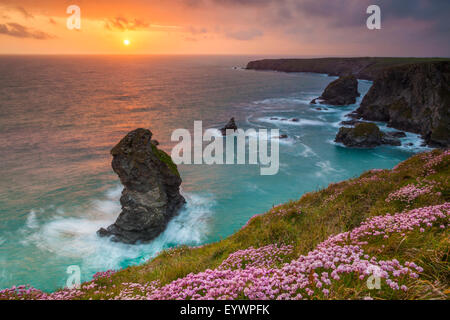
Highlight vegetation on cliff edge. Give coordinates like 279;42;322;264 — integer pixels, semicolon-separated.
1;150;449;300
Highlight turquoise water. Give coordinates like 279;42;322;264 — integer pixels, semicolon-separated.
0;55;428;292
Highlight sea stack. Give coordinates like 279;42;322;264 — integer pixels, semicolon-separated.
97;128;185;244
220;117;238;135
335;122;401;148
311;75;360;106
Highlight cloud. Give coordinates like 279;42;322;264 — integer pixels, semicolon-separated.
211;0;277;6
104;17;150;31
15;6;33;19
0;22;54;39
225;28;263;40
293;0;450;29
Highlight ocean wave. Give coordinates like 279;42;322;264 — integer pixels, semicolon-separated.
298;143;318;158
19;186;216;279
253;97;314;106
256;117;325;127
315;160;343;177
25;210;39;229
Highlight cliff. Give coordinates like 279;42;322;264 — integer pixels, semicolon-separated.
246;57;450;80
3;150;449;300
247;57;450;147
356;62;450;147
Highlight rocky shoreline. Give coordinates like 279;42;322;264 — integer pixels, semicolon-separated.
247;58;450;148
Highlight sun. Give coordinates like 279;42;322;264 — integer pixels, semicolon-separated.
123;39;130;46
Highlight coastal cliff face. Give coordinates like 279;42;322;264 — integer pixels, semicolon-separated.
312;75;360;105
247;58;377;80
98;128;185;244
246;57;450;81
356;62;450;147
247;58;450;147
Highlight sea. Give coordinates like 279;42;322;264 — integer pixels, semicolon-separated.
0;55;429;292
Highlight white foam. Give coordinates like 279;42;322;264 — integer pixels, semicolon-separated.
298;143;317;158
256;117;325;127
245;129;295;145
315;160;343;177
25;211;39;229
253;97;312;105
20;186;216;277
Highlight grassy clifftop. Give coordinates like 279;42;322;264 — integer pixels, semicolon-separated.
2;150;449;300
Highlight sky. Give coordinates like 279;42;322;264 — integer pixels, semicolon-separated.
0;0;449;56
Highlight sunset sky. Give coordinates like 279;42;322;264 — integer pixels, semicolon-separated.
0;0;449;56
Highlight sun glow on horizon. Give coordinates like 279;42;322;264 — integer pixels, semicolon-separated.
123;39;130;46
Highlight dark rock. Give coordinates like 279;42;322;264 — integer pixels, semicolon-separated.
406;143;414;146
356;62;449;147
97;128;186;244
291;118;299;122
335;122;400;148
311;75;360;106
281;118;288;121
381;135;401;146
311;98;317;104
220;117;238;135
386;131;407;138
278;134;288;139
270;117;279;120
346;112;362;120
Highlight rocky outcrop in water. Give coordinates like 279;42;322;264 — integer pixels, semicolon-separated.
97;128;185;244
335;122;401;148
356;62;449;147
220;117;238;135
311;75;360;106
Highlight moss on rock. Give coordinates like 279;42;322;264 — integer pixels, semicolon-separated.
151;143;180;177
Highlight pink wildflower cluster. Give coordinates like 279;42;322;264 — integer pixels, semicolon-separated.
217;244;293;270
92;269;116;280
422;150;450;176
111;281;160;300
2;203;448;300
386;183;433;203
323;190;343;204
111;203;448;300
0;283;90;300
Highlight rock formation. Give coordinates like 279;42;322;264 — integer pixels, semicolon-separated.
335;122;401;148
311;75;360;106
98;128;185;244
220;117;238;135
356;62;449;147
